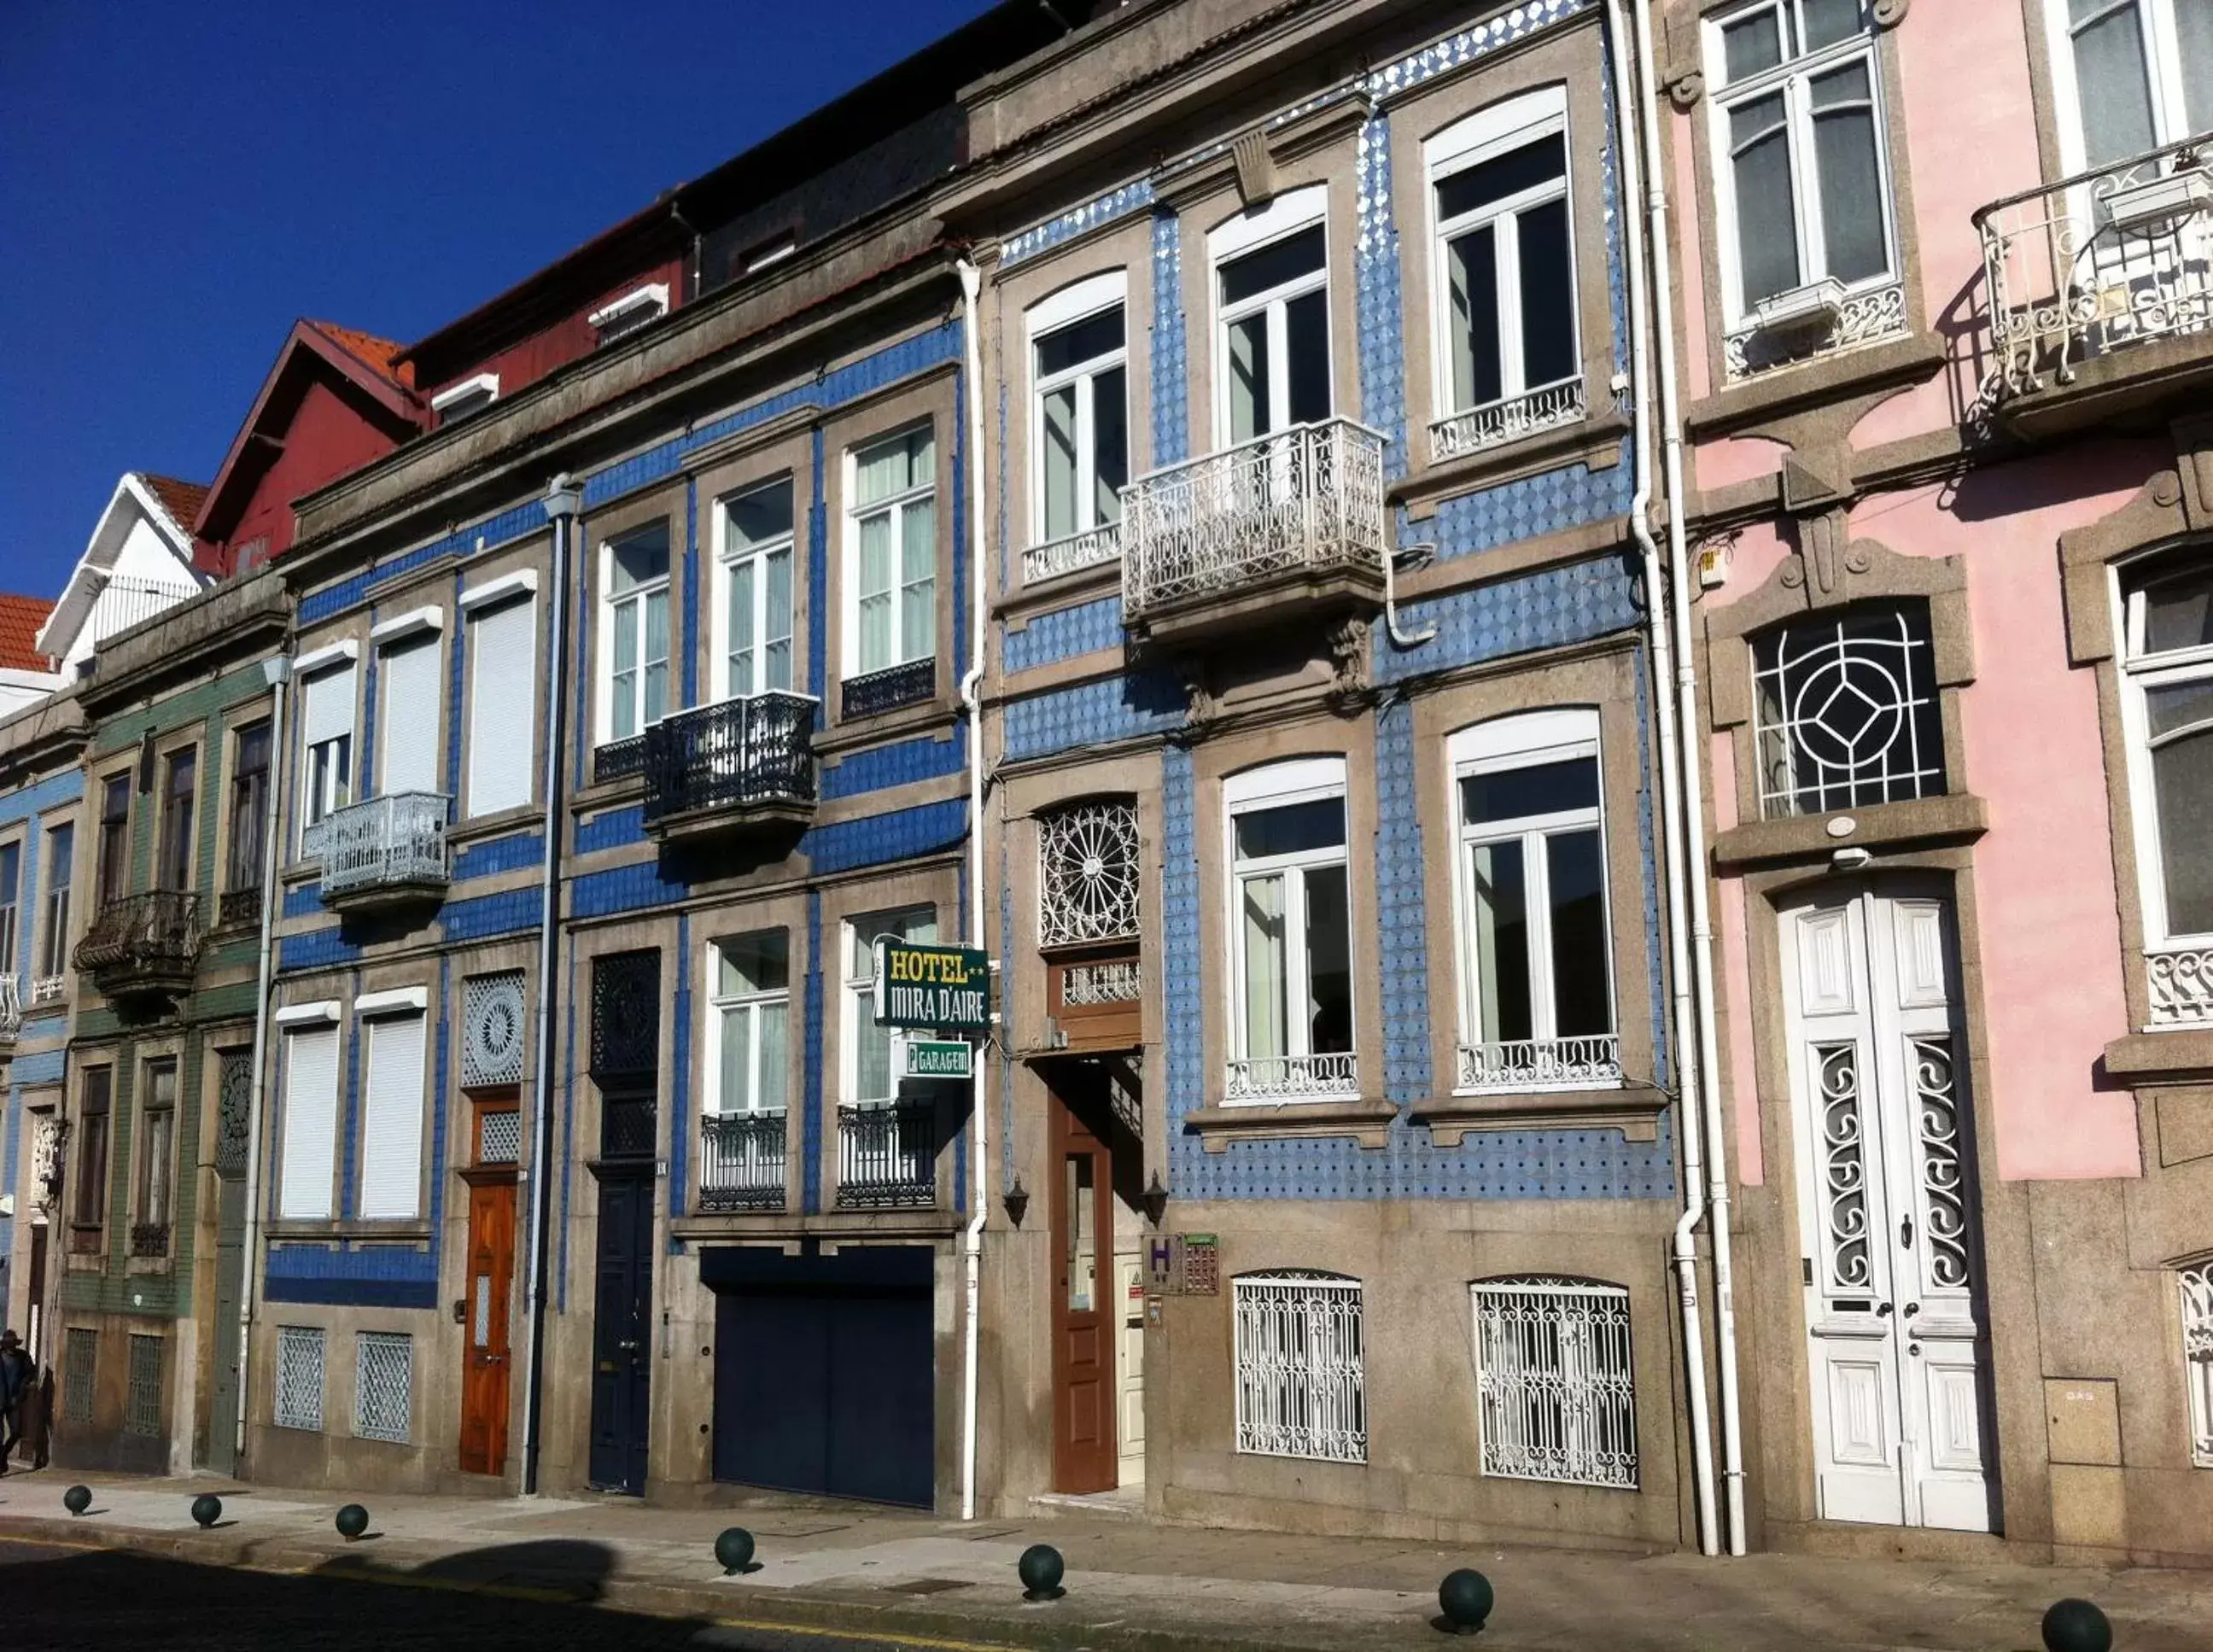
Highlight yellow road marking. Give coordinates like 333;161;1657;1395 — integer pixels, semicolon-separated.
702;1620;1022;1652
0;1529;107;1555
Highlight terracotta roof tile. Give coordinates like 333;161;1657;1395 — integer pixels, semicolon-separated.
141;474;209;536
0;594;55;673
307;319;416;389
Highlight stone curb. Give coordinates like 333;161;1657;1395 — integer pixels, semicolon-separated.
0;1515;1360;1652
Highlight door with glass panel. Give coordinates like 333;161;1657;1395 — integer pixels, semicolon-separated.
1051;1092;1117;1492
1451;711;1617;1091
1226;762;1354;1101
1781;883;1996;1532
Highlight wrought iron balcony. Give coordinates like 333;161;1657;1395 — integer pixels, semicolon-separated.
1021;521;1123;587
1223;1050;1358;1104
1430;381;1585;463
1457;1035;1622;1092
312;791;450;914
1121;417;1388;647
1975;131;2213;431
834;1099;937;1209
593;733;646;785
73;890;203;1005
217;885;263;931
840;658;934;721
30;972;65;1007
641;691;816;843
698;1111;788;1211
129;1221;171;1260
0;972;20;1045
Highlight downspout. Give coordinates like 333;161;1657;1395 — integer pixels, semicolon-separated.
1607;0;1717;1559
955;258;991;1522
522;474;581;1496
1627;0;1747;1553
233;652;292;1470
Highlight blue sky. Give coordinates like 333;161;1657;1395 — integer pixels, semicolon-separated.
0;0;995;598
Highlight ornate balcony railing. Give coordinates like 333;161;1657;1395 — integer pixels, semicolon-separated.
1022;522;1124;587
2148;943;2213;1028
698;1111;788;1211
1430;380;1585;462
73;890;203;1000
0;972;20;1043
31;972;66;1006
840;658;935;721
641;691;815;830
593;733;646;785
129;1222;171;1260
1975;131;2213;403
834;1099;937;1209
1457;1034;1623;1092
1224;1050;1359;1103
1121;417;1387;627
217;885;262;931
314;791;450;905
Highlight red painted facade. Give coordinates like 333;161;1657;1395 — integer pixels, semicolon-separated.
416;254;689;417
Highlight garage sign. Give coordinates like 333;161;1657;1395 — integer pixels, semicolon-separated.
893;1034;973;1081
873;940;991;1031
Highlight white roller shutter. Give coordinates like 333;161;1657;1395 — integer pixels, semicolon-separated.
379;637;442;796
359;1011;427;1220
467;597;535;816
301;663;357;750
278;1025;340;1220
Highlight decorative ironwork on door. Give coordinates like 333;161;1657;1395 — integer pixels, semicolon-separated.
590;951;660;1082
215;1050;253;1179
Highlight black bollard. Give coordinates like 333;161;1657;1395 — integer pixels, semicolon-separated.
2041;1598;2112;1652
1018;1543;1065;1602
62;1485;91;1517
1438;1568;1493;1636
335;1503;370;1540
190;1494;222;1528
715;1526;756;1574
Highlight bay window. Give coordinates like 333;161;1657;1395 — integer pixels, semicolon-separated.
1224;758;1356;1102
845;428;937;681
715;479;795;700
2121;555;2213;1024
601;521;672;744
1450;711;1619;1091
1212;187;1332;445
1029;273;1129;566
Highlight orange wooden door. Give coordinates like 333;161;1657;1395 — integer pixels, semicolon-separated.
1050;1097;1117;1492
458;1177;517;1476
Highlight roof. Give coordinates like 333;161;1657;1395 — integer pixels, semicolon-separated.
141;474;209;538
0;595;56;673
306;320;415;390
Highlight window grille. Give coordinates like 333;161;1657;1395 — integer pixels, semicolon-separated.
63;1328;96;1423
1233;1272;1366;1463
477;1108;522;1165
125;1334;163;1437
215;1048;253;1179
354;1332;413;1444
274;1325;325;1432
589;950;661;1082
462;971;528;1088
1039;801;1142;948
2181;1257;2213;1469
1753;603;1945;817
1472;1276;1638;1489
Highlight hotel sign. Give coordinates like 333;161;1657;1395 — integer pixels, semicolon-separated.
873;940;991;1032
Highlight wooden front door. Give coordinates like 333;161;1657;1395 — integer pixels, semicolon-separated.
458;1175;517;1476
1050;1095;1116;1492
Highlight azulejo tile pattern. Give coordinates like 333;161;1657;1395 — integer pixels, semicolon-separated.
820;727;968;801
265;1241;439;1308
441;887;541;942
1150;212;1188;470
1003;596;1125;674
1363;0;1591;102
1373;697;1433;1105
803;891;825;1216
1003;670;1184;762
452;831;545;881
1001;179;1159;269
1355;112;1410;482
1631;637;1669;1090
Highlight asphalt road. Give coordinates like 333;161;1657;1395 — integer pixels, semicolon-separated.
0;1538;1011;1652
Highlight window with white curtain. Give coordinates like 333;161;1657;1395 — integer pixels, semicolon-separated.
716;478;795;699
1211;186;1333;444
846;428;936;680
299;663;356;844
1704;0;1897;321
2118;556;2213;1004
1427;86;1582;456
1029;273;1129;558
377;632;442;797
465;593;535;816
359;1008;427;1221
277;1023;340;1221
1450;711;1619;1092
709;929;789;1115
2052;0;2213;172
600;522;671;744
843;907;936;1106
1224;758;1355;1102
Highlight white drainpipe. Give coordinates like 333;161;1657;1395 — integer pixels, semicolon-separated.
233;652;292;1471
1626;0;1748;1552
955;257;992;1522
1607;0;1718;1559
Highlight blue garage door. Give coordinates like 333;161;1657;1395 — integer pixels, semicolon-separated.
705;1245;935;1508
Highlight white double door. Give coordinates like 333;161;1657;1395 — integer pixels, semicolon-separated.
1781;884;1997;1532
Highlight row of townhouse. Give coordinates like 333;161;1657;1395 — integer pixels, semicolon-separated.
3;0;2210;1569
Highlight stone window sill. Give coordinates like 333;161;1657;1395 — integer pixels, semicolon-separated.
1685;331;1945;439
1183;1096;1397;1153
1711;792;1987;868
1411;1085;1667;1145
2105;1028;2213;1084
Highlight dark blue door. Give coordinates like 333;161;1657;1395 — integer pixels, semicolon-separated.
587;1173;653;1493
708;1246;934;1508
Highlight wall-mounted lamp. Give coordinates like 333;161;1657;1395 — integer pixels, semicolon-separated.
1001;1174;1030;1228
1141;1172;1170;1228
1831;845;1872;873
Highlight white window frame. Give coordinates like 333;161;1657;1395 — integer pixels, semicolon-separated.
0;833;20;975
2043;0;2210;174
587;282;671;339
1026;271;1130;557
37;816;73;986
2179;1253;2213;1468
1223;756;1356;1104
430;373;499;421
2115;555;2213;956
1424;86;1582;429
710;476;797;703
1702;0;1901;329
298;659;358;848
839;906;936;1109
463;589;537;817
356;1002;428;1222
1470;1276;1638;1490
1207;184;1332;447
841;426;937;682
706;930;791;1118
1231;1271;1367;1464
1447;709;1620;1093
596;524;674;746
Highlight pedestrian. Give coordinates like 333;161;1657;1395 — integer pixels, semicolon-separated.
0;1330;32;1474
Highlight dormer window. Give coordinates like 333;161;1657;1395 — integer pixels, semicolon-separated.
744;233;797;275
589;283;671;346
431;373;499;425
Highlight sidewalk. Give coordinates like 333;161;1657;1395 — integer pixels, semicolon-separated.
2;1466;2208;1651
